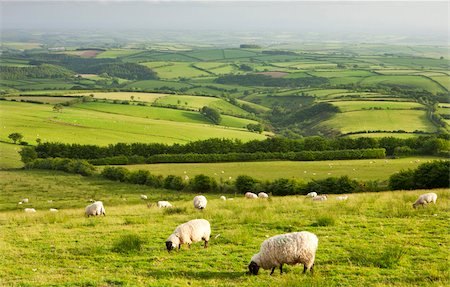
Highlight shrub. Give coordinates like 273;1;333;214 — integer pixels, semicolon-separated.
163;175;185;190
101;166;129;182
127;170;151;185
413;160;450;189
303;176;362;195
189;174;218;193
235;175;259;194
24;158;96;176
145;174;164;188
268;178;304;196
111;234;143;254
388;169;415;190
19;146;37;163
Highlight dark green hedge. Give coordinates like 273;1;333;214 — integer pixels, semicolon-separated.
25;158;96;176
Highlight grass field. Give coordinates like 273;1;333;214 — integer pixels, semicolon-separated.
4;96;76;104
0;142;23;169
149;62;211;79
0;169;448;286
96;49;144;58
74;92;165;103
330;101;424;112
321;110;436;134
359;75;446;94
0;101;265;145
122;157;441;182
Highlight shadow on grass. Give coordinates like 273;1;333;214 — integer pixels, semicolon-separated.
146;269;246;280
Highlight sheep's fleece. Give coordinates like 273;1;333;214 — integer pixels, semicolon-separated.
166;219;211;251
249;231;318;275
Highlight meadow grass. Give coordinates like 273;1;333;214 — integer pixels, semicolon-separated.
121;156;442;182
95;49;144;58
150;62;210;79
74;92;165;103
0;142;23;169
321;109;436;134
0;101;265;146
329;101;424;112
0;169;448;286
359;75;446;94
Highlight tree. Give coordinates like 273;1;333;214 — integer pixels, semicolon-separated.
53;104;63;112
19;147;37;163
201;106;221;125
8;132;23;144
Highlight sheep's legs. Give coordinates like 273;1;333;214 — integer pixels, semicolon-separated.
304;263;314;274
280;264;283;274
204;240;208;248
270;267;275;275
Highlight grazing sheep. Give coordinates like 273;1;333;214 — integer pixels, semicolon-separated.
245;192;258;199
49;208;58;212
193;195;207;209
85;201;105;217
165;219;211;252
220;196;227;201
413;193;438;208
157;201;173;208
248;231;318;275
24;208;36;213
312;195;327;201
336;195;348;201
306;192;317;198
258;192;269;198
22;198;29;203
140;194;148;200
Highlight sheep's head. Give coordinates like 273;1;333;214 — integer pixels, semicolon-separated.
248;261;260;275
412;203;417;209
166;235;180;252
166;241;175;252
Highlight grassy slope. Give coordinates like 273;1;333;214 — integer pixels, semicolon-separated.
122;157;442;182
321;110;436;134
0;170;448;286
0;101;265;145
359;75;446;94
330;101;424;112
0;142;23;169
74;92;165;102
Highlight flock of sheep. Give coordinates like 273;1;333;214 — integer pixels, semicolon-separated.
19;191;438;275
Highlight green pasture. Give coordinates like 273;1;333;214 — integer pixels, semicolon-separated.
303;89;349;98
123;156;443;183
429;76;449;91
150;62;211;79
321;109;436;134
96;49;144;58
330;101;424;112
4;96;75;104
0;142;23;169
375;57;450;70
0;58;32;67
183;50;226;61
0;101;265;145
1;42;42;50
0;169;448;286
359;75;446;94
74;92;164;103
125;80;193;90
308;70;375;78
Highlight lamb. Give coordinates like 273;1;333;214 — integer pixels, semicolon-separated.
336;195;348;201
413;193;438;208
24;208;36;213
306;192;317;198
140;194;148;200
193;195;207;209
258;192;269;198
248;231;318;275
312;195;327;201
165;219;211;252
85;201;105;217
157;201;172;208
245;192;258;199
220;196;227;201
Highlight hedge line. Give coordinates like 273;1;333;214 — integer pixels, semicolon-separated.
24;158;96;176
88;149;386;165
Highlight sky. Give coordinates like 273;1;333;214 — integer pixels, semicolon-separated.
1;1;449;38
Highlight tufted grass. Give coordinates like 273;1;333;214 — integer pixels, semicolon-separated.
0;169;448;286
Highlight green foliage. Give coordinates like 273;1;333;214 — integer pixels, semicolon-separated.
216;74;329;87
163;175;185;190
246;123;263;133
235;175;259;194
0;64;74;80
267;178;305;196
8;132;23;144
389;160;450;190
304;176;362;195
101;166;129;182
112;234;143;254
25;158;96;176
201;106;222;125
163;207;186;215
189;174;218;193
19;146;37;163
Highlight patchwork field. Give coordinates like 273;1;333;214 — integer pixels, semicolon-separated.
329;101;424;112
359;75;446;94
0;170;448;286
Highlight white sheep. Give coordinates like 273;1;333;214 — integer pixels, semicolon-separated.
258;192;269;198
140;194;148;200
312;195;327;201
413;193;438;208
248;231;318;275
336;195;348;201
49;208;58;212
193;195;207;209
220;196;227;201
157;201;173;208
165;219;211;251
306;192;317;198
22;198;29;203
85;201;105;217
24;208;36;213
245;192;258;199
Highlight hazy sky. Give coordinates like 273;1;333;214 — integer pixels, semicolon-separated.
1;1;449;37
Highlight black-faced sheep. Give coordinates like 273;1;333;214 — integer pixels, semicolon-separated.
165;219;211;252
193;195;207;209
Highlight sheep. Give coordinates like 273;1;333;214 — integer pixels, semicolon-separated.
22;198;29;203
24;208;36;213
248;231;318;276
49;208;58;212
306;192;317;198
140;194;148;200
193;195;207;209
85;201;105;217
258;192;269;198
245;192;258;199
157;201;172;208
165;219;211;252
220;196;227;201
336;195;348;201
413;193;438;208
312;195;327;201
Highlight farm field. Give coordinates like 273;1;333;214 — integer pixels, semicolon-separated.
122;157;442;182
321;109;436;134
329;101;424;112
358;75;446;94
74;92;165;102
0;169;448;286
0;142;23;169
0;101;265;145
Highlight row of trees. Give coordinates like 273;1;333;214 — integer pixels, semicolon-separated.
33;136;449;160
215;74;329;88
0;64;74;80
